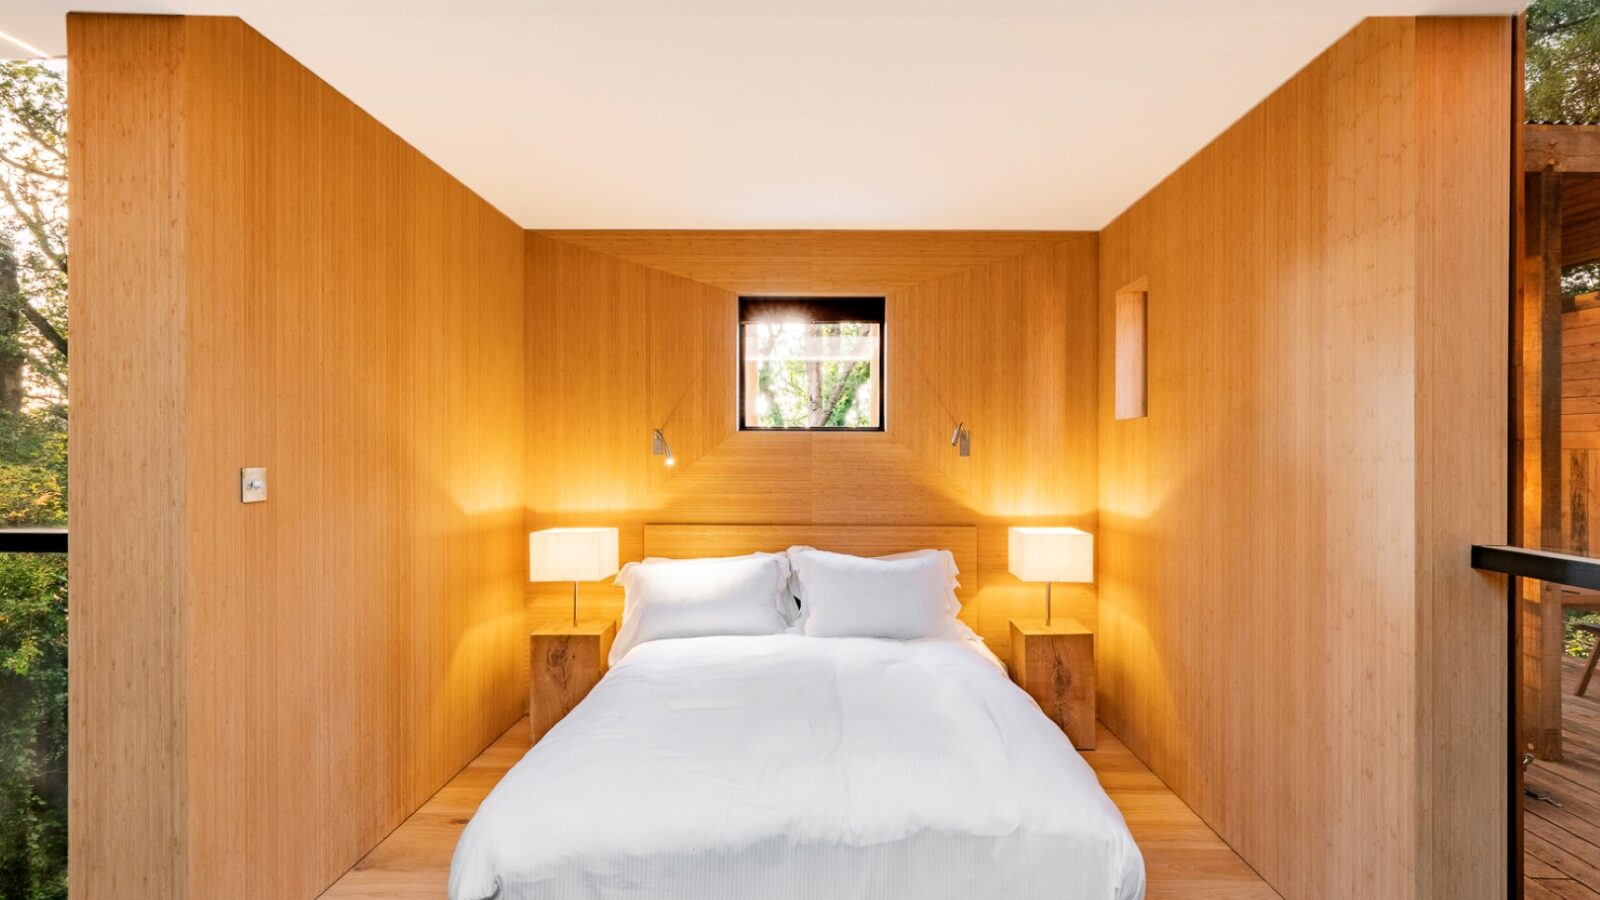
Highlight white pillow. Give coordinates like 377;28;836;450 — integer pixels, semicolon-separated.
618;551;801;623
787;546;959;616
609;553;792;663
786;547;963;640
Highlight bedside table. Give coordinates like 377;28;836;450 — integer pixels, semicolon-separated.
1010;619;1096;750
529;621;616;743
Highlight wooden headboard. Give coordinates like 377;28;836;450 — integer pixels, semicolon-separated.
642;524;979;600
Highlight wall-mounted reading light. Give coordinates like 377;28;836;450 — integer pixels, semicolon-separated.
652;428;676;467
950;422;971;457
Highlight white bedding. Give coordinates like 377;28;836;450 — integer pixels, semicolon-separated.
450;634;1145;900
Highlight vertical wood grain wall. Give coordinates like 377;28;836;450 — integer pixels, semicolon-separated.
1096;17;1510;898
523;231;1099;662
67;11;1514;900
68;15;527;899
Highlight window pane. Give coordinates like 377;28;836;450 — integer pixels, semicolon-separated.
739;309;882;430
0;58;69;899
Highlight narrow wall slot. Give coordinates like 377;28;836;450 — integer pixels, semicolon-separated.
1115;281;1148;421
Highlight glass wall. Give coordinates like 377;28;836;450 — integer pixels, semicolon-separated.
0;58;68;900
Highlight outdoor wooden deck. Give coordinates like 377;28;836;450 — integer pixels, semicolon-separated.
319;719;1279;899
1526;655;1600;898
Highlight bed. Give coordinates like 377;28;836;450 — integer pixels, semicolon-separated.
449;527;1146;900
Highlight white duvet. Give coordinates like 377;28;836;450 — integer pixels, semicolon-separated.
450;634;1145;900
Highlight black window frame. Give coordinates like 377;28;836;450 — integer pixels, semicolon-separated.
737;296;886;432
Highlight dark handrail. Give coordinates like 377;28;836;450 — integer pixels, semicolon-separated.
1471;544;1600;591
0;528;67;554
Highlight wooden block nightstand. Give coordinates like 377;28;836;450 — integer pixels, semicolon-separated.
1010;619;1096;750
529;621;616;743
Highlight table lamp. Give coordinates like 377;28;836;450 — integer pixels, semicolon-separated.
1007;526;1093;625
529;527;619;626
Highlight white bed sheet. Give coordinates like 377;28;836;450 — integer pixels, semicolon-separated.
450;634;1145;900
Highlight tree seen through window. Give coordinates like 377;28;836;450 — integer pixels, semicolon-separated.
738;298;883;431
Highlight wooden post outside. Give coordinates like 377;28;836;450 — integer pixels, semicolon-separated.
1520;168;1567;760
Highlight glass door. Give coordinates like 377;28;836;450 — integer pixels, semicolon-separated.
1481;7;1600;896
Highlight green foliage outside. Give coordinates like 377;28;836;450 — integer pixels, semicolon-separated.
1530;0;1600;300
1566;612;1600;658
1527;0;1600;124
748;322;877;429
0;524;65;900
0;58;69;900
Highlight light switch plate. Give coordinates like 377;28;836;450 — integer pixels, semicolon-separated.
241;467;267;503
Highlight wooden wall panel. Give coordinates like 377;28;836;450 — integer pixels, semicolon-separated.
1412;19;1511;897
1096;17;1508;900
1558;175;1600;269
66;16;190;898
1564;307;1600;450
525;231;1098;661
69;15;527;900
540;230;1078;294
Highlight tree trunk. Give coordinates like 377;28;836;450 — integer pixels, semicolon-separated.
817;361;863;428
806;360;824;427
0;237;27;414
754;327;781;427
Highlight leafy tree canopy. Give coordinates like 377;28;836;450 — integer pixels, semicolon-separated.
1528;0;1600;122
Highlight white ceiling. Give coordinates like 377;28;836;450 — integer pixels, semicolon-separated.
5;1;1523;229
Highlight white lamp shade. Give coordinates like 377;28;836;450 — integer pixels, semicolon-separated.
529;527;619;583
1008;527;1094;583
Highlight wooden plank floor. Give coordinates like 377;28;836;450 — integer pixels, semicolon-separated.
321;719;1279;899
1525;655;1600;899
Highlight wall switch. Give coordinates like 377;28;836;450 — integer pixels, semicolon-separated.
241;467;267;503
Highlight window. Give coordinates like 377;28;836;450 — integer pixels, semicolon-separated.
0;58;69;899
738;297;884;430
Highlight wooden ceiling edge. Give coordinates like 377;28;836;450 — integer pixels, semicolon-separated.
524;228;1096;296
528;228;1090;240
883;230;1097;297
523;229;741;295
